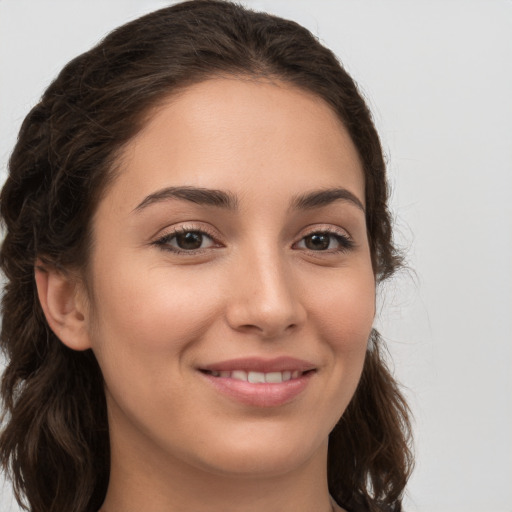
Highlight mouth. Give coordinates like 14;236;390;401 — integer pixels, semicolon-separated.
198;357;317;407
200;369;315;383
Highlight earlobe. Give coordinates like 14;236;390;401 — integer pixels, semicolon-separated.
34;260;92;351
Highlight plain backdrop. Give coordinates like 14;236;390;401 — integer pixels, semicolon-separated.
1;1;511;511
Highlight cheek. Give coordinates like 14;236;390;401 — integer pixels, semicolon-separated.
85;261;226;403
86;264;223;425
299;264;375;432
310;266;375;353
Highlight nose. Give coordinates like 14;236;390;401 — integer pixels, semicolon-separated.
225;249;306;339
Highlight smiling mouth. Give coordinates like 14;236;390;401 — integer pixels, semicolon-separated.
200;369;315;383
199;361;316;406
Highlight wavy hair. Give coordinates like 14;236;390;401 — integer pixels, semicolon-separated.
0;2;413;511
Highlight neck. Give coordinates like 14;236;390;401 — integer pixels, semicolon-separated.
101;425;336;512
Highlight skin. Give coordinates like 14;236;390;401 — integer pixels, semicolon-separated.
36;78;375;512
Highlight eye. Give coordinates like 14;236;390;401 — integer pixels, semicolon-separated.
294;231;354;252
154;228;219;253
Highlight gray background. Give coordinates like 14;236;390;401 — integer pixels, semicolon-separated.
1;1;511;511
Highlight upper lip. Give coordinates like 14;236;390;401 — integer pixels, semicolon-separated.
199;356;317;373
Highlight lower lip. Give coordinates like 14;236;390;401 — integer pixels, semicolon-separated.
200;371;315;407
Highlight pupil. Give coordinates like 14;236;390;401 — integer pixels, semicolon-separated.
306;234;329;250
176;231;202;250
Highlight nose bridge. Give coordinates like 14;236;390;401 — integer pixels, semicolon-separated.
226;242;305;337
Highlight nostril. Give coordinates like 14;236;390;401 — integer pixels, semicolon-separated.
225;289;306;338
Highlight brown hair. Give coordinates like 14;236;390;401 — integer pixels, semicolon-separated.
0;2;412;511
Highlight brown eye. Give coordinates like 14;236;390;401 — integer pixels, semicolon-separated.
295;231;354;253
154;229;218;253
304;233;330;250
175;231;204;250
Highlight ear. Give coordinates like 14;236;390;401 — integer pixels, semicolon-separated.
34;259;92;351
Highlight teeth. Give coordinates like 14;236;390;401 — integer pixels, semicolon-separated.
265;371;283;383
231;370;248;381
248;371;266;383
206;369;307;383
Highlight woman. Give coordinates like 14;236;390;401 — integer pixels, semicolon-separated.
0;2;412;511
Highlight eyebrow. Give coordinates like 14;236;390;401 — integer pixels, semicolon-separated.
134;186;238;212
133;185;364;214
290;188;365;212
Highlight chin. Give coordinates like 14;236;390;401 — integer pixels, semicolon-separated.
183;421;330;478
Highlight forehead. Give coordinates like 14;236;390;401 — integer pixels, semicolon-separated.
110;77;365;210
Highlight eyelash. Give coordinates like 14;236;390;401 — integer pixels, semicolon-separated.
152;225;354;255
293;229;355;253
152;225;221;255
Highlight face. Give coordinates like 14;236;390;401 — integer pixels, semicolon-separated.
83;78;375;479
